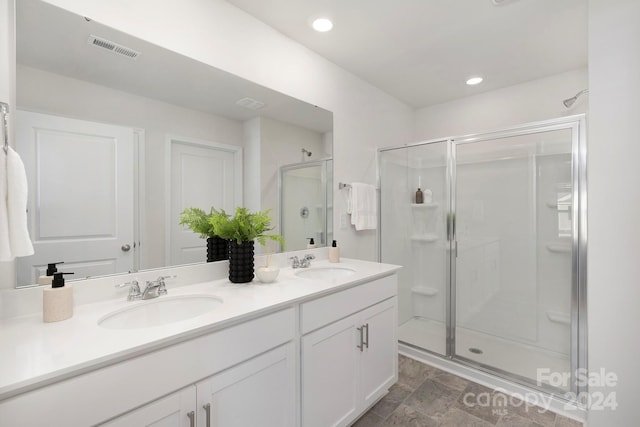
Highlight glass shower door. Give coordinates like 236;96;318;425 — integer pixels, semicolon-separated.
380;140;449;356
452;127;575;391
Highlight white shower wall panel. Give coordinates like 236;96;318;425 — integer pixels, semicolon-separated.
456;156;537;342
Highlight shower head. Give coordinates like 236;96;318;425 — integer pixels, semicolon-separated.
302;148;312;157
563;89;589;108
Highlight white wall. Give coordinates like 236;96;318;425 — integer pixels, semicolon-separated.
587;0;640;425
16;65;243;271
0;0;16;288
40;0;415;263
414;68;588;141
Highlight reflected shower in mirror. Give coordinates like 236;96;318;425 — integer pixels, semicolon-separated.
14;0;333;287
279;159;333;251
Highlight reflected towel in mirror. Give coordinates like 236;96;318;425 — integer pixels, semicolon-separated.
1;147;34;260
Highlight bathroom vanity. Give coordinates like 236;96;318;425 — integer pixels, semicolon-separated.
0;254;399;426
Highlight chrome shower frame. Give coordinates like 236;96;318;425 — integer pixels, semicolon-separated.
377;114;587;403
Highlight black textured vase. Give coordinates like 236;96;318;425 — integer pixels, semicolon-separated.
228;240;254;283
206;236;229;262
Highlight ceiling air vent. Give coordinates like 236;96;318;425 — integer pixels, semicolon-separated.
235;97;266;110
88;35;141;60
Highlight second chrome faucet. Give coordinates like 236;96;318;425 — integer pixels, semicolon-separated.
290;254;315;269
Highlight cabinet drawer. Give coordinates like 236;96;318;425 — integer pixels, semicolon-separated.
300;275;397;334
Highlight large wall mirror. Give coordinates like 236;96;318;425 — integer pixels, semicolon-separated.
14;0;333;287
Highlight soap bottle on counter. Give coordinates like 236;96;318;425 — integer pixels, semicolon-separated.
307;238;316;249
43;272;74;323
38;261;64;286
329;240;340;263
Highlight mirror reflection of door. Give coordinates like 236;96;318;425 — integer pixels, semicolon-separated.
168;137;242;266
15;110;135;285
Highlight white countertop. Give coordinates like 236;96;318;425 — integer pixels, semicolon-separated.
0;258;400;400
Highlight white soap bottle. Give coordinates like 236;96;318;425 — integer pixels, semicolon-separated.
329;240;340;263
43;272;74;322
307;238;316;249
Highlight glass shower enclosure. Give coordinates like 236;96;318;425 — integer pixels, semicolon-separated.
379;116;586;399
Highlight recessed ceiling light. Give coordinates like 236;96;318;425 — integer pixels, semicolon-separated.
466;77;484;85
312;18;333;32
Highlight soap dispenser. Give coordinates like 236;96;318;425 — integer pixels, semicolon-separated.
329;240;340;263
307;238;316;249
38;261;64;286
43;272;74;323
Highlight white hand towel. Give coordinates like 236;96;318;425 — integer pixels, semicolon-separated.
0;149;12;261
349;182;377;231
6;147;34;258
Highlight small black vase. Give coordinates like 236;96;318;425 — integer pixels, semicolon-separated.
206;236;229;262
228;240;254;283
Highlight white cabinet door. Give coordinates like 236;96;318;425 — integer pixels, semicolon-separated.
360;297;398;409
196;342;296;427
302;297;398;427
302;314;360;427
101;386;196;427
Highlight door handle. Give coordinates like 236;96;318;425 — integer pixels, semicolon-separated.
203;403;211;427
121;244;131;252
187;410;195;427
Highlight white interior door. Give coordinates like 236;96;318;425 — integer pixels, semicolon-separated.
168;136;242;265
15;110;135;285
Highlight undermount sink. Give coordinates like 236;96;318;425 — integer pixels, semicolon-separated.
98;294;223;330
295;266;356;281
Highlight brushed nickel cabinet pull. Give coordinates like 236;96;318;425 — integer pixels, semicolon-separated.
203;403;211;427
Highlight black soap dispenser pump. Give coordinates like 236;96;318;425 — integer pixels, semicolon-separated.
38;261;65;286
307;238;316;249
43;271;74;323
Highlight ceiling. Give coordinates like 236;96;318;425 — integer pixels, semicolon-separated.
225;0;588;108
16;0;333;133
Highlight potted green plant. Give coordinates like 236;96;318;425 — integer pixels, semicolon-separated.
210;207;284;283
179;207;229;262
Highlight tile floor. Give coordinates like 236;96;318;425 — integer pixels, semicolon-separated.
353;355;583;427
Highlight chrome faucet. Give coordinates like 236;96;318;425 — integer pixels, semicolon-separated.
300;254;315;268
141;275;175;300
290;254;316;269
289;256;301;269
116;275;175;301
116;280;142;301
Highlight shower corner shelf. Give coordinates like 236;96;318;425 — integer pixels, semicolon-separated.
546;241;571;253
410;233;438;243
410;202;438;209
